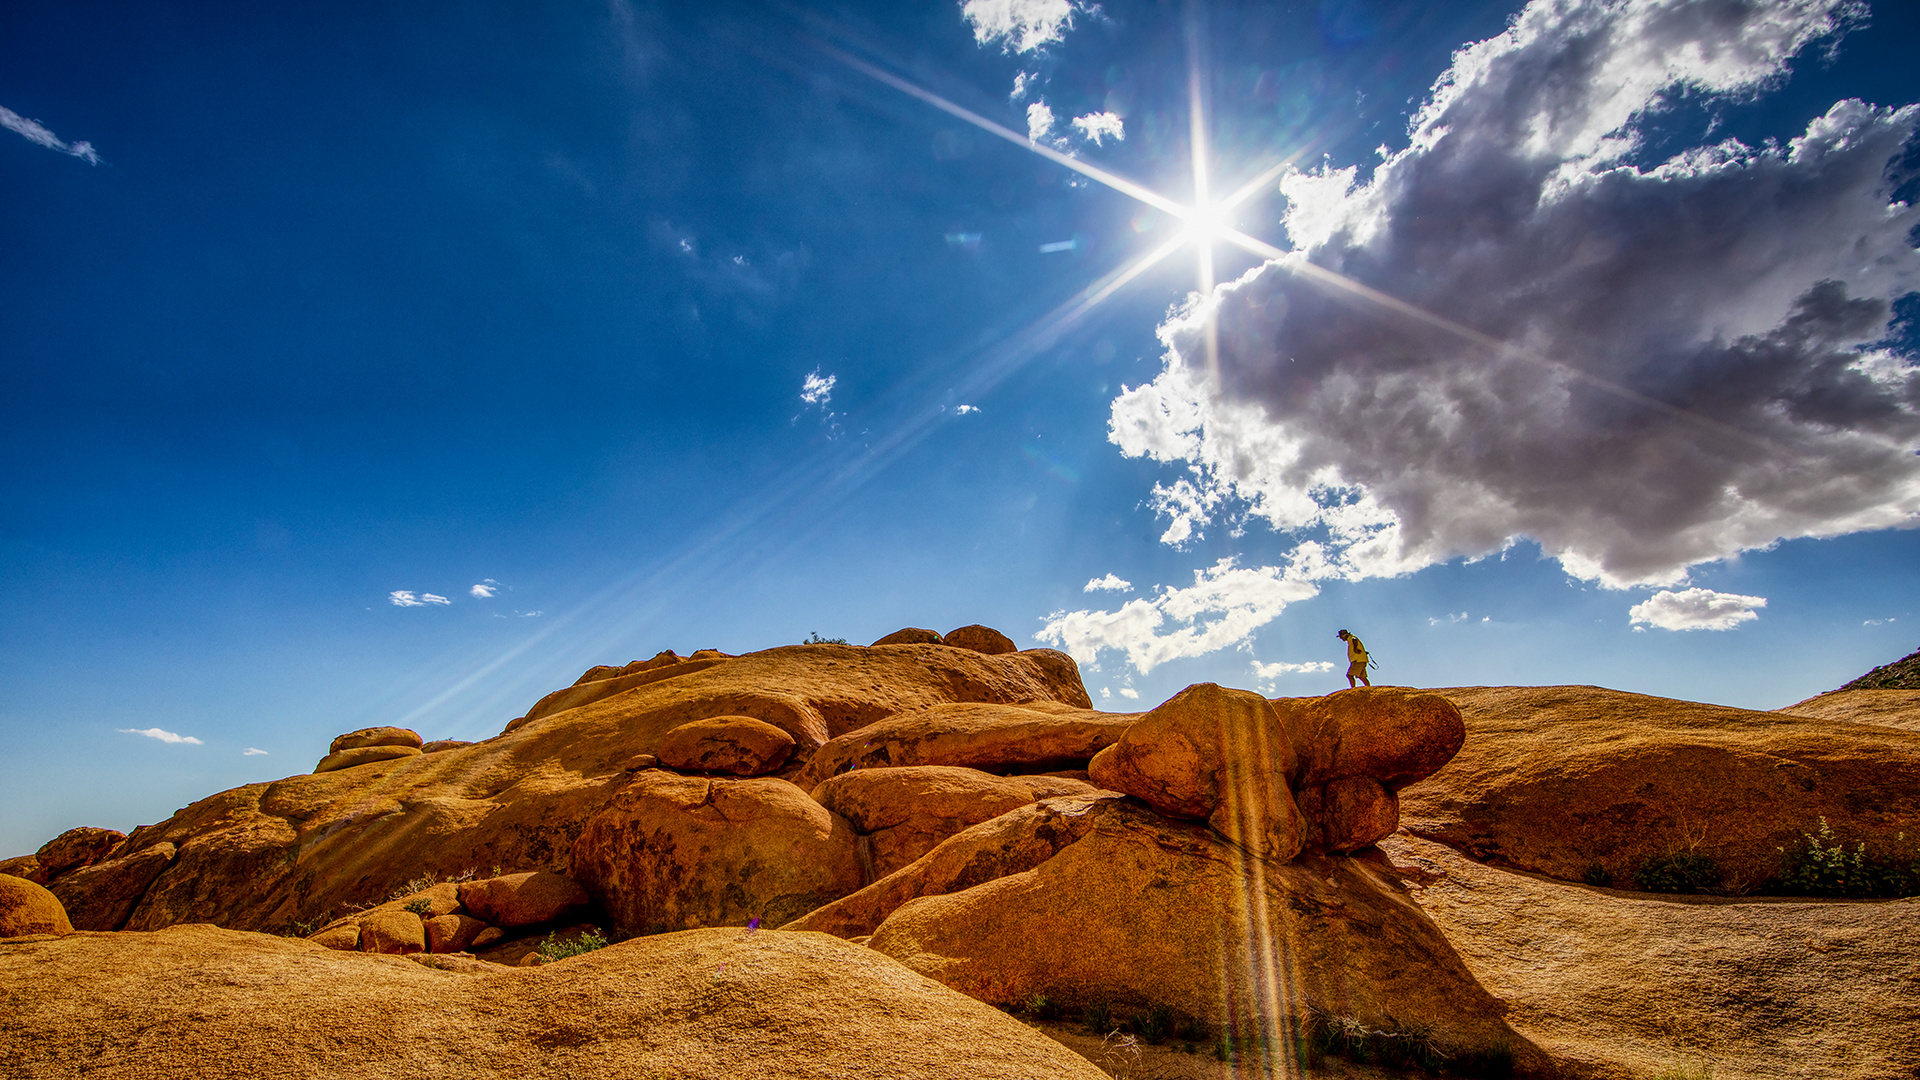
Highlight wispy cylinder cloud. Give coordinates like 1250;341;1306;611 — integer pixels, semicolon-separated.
1;106;100;164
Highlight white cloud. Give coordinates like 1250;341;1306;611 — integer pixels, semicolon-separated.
1118;687;1140;700
517;610;543;618
1087;0;1919;671
1026;101;1056;143
1251;659;1335;681
469;579;500;599
1038;555;1324;673
1084;573;1132;593
243;747;269;756
800;369;836;406
1864;617;1895;626
1070;111;1124;145
1428;611;1470;626
1629;588;1767;631
1099;687;1111;700
952;404;980;415
119;727;203;746
1;105;99;165
1011;72;1034;100
389;590;451;607
962;0;1082;53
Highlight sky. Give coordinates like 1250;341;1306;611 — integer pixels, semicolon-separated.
3;0;1917;857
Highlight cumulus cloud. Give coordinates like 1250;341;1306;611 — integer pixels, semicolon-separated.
963;0;1083;53
1118;687;1140;699
243;747;269;756
389;590;451;607
1065;0;1920;672
800;369;836;406
1;105;99;164
952;404;980;415
1084;573;1132;593
1070;111;1125;145
119;727;203;745
1039;555;1323;673
1011;71;1034;100
1629;587;1767;631
1026;101;1056;143
469;580;500;599
1122;0;1920;591
1251;659;1335;680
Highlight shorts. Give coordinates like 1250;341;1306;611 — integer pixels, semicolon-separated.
1347;661;1369;679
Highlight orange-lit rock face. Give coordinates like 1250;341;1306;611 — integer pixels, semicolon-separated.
571;771;864;937
656;715;795;776
0;873;73;936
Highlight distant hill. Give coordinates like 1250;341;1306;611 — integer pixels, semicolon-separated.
1841;646;1920;690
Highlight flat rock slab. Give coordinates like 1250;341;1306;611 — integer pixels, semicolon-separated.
1381;832;1920;1080
0;924;1107;1080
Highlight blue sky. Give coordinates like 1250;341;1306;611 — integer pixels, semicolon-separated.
4;0;1917;857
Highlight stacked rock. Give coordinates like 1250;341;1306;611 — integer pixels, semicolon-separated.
313;727;424;773
305;870;589;958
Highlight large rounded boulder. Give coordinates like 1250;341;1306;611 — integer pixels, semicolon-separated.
571;771;864;937
0;874;73;936
656;715;796;776
811;766;1095;878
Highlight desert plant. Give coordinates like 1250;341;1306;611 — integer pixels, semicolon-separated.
1777;819;1918;899
1634;852;1723;893
1132;1004;1173;1044
803;631;848;645
403;897;433;916
1081;1001;1113;1033
1021;992;1060;1021
535;928;609;961
1582;862;1613;887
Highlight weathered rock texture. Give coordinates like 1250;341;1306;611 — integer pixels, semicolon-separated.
1776;688;1920;733
0;924;1109;1080
43;642;1092;935
459;870;587;928
656;715;796;775
798;700;1136;787
0;874;72;936
1399;685;1920;889
313;744;422;773
1383;831;1920;1080
811;766;1096;878
944;624;1018;654
49;842;176;931
571;771;864;936
328;726;424;754
872;627;943;646
30;827;127;883
861;796;1542;1071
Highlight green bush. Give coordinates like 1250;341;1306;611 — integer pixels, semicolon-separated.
535;928;609;961
1081;1001;1112;1033
403;897;434;916
803;631;848;645
1634;853;1722;893
1132;1004;1174;1044
1777;818;1919;899
1581;862;1613;887
1020;992;1059;1022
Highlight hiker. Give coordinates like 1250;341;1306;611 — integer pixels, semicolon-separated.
1337;629;1371;688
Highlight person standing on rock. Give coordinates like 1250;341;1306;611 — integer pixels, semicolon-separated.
1338;629;1371;688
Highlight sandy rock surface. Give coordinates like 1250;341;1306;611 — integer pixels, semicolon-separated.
944;623;1018;654
863;797;1541;1072
313;744;422;773
1382;832;1920;1080
328;726;424;754
798;700;1136;787
657;714;796;775
0;874;71;936
0;924;1109;1080
30;826;126;882
1399;685;1920;889
459;870;587;928
46;642;1090;936
572;770;864;936
1090;683;1306;861
1776;687;1920;732
49;841;176;930
812;765;1095;878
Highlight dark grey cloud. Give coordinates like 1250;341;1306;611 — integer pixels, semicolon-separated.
1114;0;1919;589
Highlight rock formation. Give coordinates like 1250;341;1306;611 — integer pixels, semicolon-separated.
0;874;72;936
0;924;1109;1080
1399;685;1920;889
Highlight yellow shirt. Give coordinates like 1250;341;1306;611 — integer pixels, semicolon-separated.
1347;636;1368;663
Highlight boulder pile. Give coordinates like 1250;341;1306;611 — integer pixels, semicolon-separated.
304;870;589;958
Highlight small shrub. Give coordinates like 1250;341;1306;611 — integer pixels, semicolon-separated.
1133;1004;1173;1044
1581;862;1612;887
1081;1001;1112;1033
1634;852;1723;893
803;631;848;645
1021;992;1059;1022
403;897;433;916
535;928;609;961
1777;818;1918;899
